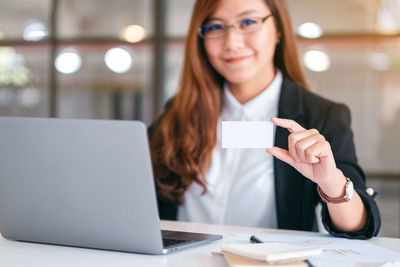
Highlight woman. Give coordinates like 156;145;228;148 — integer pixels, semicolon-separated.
149;0;380;239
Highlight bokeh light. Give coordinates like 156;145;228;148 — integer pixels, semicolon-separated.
120;25;146;43
368;52;391;71
297;22;323;39
104;47;132;73
303;50;331;72
23;20;48;41
55;50;82;74
18;87;40;108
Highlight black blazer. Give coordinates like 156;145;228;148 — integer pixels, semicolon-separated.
149;76;381;239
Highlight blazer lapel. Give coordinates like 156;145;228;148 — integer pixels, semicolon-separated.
274;76;305;229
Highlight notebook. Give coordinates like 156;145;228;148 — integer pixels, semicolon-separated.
222;243;322;264
0;117;222;254
223;252;309;267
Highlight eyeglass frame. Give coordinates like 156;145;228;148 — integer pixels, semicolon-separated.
198;14;273;39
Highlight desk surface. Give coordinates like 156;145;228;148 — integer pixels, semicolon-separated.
1;220;399;267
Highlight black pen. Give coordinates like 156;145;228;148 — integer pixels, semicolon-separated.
305;259;315;267
249;235;263;243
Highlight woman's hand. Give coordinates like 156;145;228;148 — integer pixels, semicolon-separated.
267;117;346;197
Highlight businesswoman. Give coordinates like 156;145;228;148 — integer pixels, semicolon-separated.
149;0;380;239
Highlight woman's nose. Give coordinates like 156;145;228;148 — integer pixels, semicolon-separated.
223;27;245;50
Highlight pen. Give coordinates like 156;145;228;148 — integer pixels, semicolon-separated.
249;235;263;243
305;259;315;267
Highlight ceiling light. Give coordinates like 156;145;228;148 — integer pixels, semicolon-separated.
303;50;331;72
296;22;323;39
23;20;48;41
120;25;146;43
55;50;82;74
104;47;132;74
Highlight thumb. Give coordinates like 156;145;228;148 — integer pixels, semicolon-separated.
267;147;296;167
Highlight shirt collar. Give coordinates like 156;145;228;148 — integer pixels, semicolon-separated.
223;69;283;120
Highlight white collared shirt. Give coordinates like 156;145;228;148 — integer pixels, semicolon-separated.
177;70;282;228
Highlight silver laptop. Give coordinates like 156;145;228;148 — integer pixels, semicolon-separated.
0;116;222;254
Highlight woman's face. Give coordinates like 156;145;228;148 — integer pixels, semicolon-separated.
203;0;280;86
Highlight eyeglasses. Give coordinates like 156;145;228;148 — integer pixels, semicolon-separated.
198;15;273;39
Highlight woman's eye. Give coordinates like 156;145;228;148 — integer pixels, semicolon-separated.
207;24;223;31
240;19;257;27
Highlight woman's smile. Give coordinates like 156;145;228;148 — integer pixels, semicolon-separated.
224;55;252;64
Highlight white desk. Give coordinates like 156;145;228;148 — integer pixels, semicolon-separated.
0;220;399;267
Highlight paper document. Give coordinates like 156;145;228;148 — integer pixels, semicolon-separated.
225;233;400;266
222;121;273;149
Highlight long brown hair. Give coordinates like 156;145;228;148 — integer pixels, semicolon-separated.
150;0;309;204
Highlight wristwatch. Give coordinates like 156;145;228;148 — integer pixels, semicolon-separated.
317;177;354;204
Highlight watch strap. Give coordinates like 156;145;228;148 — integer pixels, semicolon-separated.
317;178;352;204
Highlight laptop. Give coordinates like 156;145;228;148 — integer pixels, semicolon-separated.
0;116;222;254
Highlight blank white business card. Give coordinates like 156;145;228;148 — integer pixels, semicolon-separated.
221;121;274;149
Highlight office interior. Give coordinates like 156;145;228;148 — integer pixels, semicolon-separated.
0;0;399;238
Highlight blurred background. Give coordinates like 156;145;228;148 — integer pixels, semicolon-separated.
0;0;398;237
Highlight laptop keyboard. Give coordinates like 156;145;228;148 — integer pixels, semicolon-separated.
162;238;191;248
